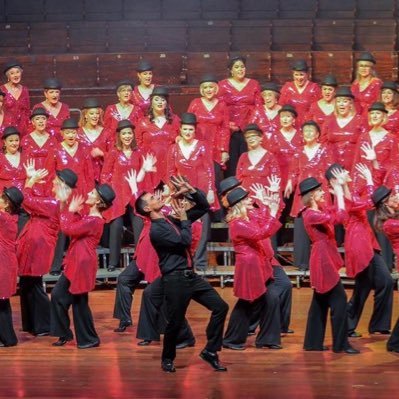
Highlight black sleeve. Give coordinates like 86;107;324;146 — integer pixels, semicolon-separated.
186;189;210;222
150;220;192;249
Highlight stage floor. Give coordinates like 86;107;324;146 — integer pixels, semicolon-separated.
1;286;398;399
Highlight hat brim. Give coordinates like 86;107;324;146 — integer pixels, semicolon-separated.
299;182;322;196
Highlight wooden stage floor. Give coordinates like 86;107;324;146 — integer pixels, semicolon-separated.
1;286;399;399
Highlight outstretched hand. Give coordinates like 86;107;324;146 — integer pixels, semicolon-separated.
124;169;138;195
170;175;195;198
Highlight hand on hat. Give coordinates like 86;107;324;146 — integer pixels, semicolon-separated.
330;168;350;185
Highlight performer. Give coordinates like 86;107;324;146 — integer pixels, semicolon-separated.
249;82;281;141
0;186;24;347
379;81;399;134
373;185;399;351
351;52;382;115
131;60;155;114
50;183;115;348
222;186;282;350
31;78;70;141
0;89;13;136
300;176;359;354
218;55;262;177
0;60;30;135
279;59;321;128
135;176;228;372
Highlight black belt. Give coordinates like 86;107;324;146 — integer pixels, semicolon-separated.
167;269;196;278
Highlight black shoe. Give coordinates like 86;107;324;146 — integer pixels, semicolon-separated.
348;331;362;338
161;359;176;373
107;266;117;272
247;330;256;336
387;346;399;353
49;271;61;276
222;343;245;351
304;346;329;351
52;337;71;347
199;349;227;371
77;341;100;349
333;346;360;354
35;332;50;337
176;340;195;349
137;339;152;346
113;321;132;333
370;330;391;335
0;341;17;348
282;329;294;334
255;344;282;350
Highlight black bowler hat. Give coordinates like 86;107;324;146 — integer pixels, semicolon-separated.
150;86;169;98
3;186;24;208
200;74;219;85
299;177;322;196
334;86;354;99
368;102;388;113
30;107;49;120
381;81;399;93
261;82;280;94
82;98;101;109
219;176;241;195
116;79;134;91
116;119;134;132
61;118;79;130
43;77;62;90
243;123;263;136
136;60;153;72
2;126;20;139
56;168;78;189
302;120;320;133
291;59;309;72
0;89;5;97
372;185;391;206
3;59;22;75
320;74;338;87
278;104;298;117
180;112;197;125
228;55;246;69
357;52;376;64
96;182;116;206
226;187;248;207
325;163;344;181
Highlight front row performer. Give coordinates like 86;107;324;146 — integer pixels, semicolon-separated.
135;176;229;372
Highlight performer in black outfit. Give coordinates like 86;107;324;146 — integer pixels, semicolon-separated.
135;176;229;372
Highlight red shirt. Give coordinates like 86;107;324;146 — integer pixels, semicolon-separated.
351;78;382;115
103;103;143;133
131;85;155;115
249;104;281;142
306;101;334;129
0;152;27;193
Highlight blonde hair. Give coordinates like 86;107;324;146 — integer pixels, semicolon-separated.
301;191;314;207
355;61;377;81
225;201;247;223
199;82;219;97
367;110;388;127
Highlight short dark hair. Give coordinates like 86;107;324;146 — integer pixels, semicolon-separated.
135;192;150;217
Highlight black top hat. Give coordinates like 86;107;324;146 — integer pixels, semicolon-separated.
381;81;399;93
199;74;219;85
150;87;169;98
61;118;79;130
3;186;24;208
2;126;20;139
372;185;391;206
299;177;322;196
3;60;22;75
226;187;248;207
325;163;344;181
219;176;241;195
0;89;5;97
56;168;78;189
228;55;246;69
43;78;62;90
116;119;134;132
368;102;388;113
278;104;298;117
116;79;134;91
302;120;321;133
291;59;309;72
334;86;354;99
82;98;101;109
96;183;116;206
136;60;153;72
30;107;49;120
243;123;263;136
261;82;280;94
357;52;376;64
180;112;197;125
320;74;338;87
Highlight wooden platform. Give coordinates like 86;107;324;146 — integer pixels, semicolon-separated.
3;288;399;398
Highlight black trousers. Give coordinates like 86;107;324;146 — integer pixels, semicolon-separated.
347;253;394;334
387;318;399;350
113;260;144;324
0;299;18;346
50;274;99;347
293;216;311;270
249;266;293;333
223;280;281;347
193;213;211;271
226;131;247;177
161;272;229;361
136;277;195;343
19;276;50;335
304;282;350;352
50;232;68;273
